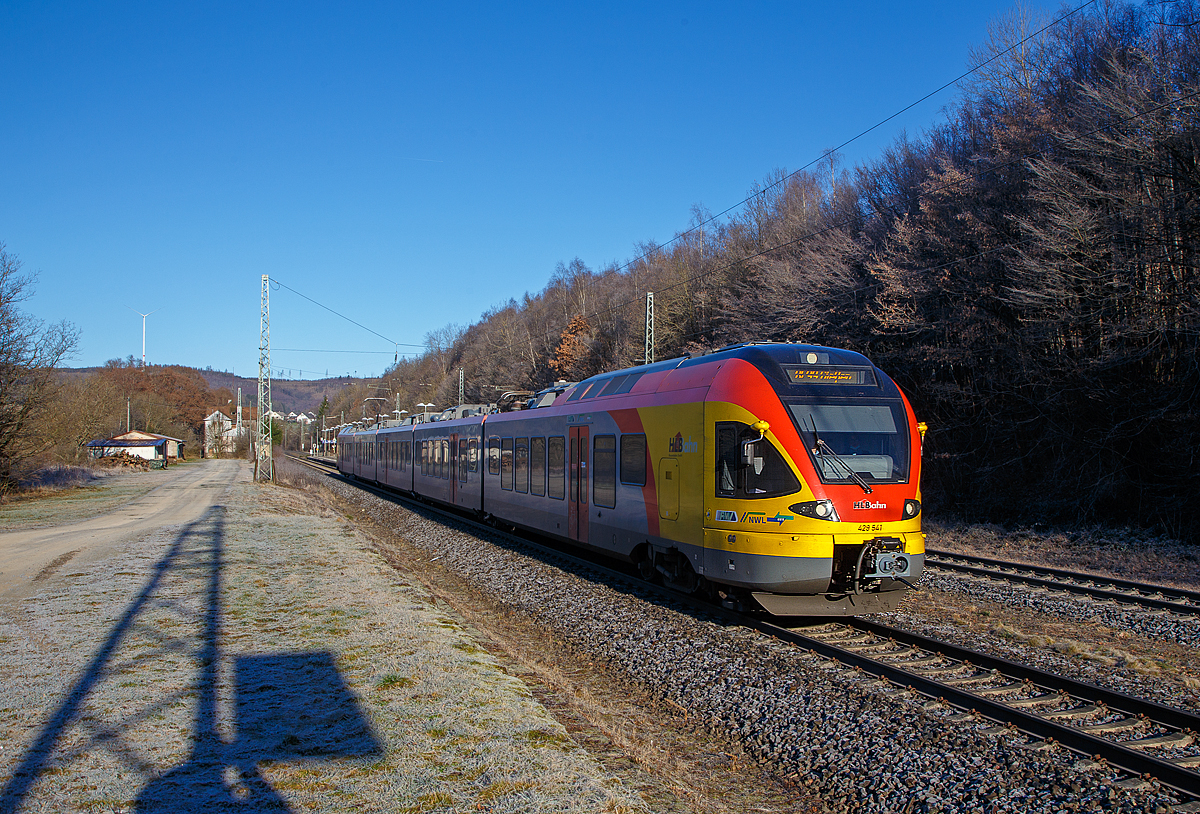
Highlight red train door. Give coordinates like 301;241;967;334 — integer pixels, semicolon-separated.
569;425;589;544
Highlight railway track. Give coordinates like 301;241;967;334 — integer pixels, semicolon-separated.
764;618;1200;805
289;454;1200;808
926;549;1200;616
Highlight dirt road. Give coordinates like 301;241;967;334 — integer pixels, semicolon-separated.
0;460;242;600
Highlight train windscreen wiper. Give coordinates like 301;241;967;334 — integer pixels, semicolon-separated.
808;415;873;494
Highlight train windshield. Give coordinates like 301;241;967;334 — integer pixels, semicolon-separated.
786;401;910;484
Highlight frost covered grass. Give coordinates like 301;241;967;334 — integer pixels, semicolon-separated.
0;460;646;813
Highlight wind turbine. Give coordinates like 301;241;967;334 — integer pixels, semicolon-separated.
126;306;159;366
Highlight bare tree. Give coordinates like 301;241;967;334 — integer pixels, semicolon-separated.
0;244;80;487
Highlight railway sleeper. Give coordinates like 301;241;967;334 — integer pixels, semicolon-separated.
801;627;872;644
1120;731;1194;750
1040;703;1101;720
815;635;881;650
1080;716;1140;734
908;661;970;677
1007;692;1061;709
790;622;843;636
939;670;1004;688
886;653;945;669
1113;776;1155;792
871;645;919;660
835;637;891;653
972;680;1028;698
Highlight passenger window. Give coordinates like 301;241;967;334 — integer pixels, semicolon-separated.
530;437;546;496
620;434;647;486
593;435;616;508
715;422;800;499
716;426;738;497
599;376;627;397
515;437;529;493
468;439;479;472
501;438;514;490
547;436;565;499
488;437;501;475
459;439;468;482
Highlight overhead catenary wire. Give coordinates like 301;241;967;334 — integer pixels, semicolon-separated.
608;0;1101;282
273;348;419;355
269;277;425;350
277;0;1183;373
570;82;1200;328
647;174;1200;356
270;1;1104;359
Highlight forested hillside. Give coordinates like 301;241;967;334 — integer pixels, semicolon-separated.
327;2;1199;541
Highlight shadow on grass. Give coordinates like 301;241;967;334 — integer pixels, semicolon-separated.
0;505;382;814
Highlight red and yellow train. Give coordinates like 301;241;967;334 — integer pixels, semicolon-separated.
338;342;926;615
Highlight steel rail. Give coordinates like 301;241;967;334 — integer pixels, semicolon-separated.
753;617;1200;800
926;550;1200;615
291;455;1200;803
846;617;1200;728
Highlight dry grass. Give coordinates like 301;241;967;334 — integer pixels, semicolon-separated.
926;519;1200;590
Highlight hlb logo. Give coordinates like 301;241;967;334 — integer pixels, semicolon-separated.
668;433;698;454
853;500;887;510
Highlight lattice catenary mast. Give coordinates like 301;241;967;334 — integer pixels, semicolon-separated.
256;274;273;482
644;290;655;365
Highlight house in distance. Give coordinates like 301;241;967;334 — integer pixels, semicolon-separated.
85;430;186;466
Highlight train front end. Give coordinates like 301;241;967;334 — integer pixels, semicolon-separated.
703;345;925;616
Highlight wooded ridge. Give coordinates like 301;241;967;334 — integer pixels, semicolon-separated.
326;2;1200;542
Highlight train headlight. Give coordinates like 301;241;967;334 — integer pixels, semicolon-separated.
789;499;840;522
903;499;921;519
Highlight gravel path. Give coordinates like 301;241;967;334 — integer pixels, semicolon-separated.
0;460;650;813
295;459;1193;814
0;467;179;533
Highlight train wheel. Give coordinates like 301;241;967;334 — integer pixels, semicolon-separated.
655;549;699;594
635;551;658;583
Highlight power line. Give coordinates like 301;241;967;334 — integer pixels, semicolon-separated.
273;348;418;355
571;82;1200;326
608;0;1100;280
268;277;426;348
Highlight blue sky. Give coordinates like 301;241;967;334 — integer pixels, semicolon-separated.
2;0;1048;382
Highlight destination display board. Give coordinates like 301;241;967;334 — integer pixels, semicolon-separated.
782;366;876;386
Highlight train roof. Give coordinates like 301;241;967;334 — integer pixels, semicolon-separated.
336;344;895;437
555;342;900;403
569;342;879;389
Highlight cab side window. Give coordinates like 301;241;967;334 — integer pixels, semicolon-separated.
715;422;800;499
